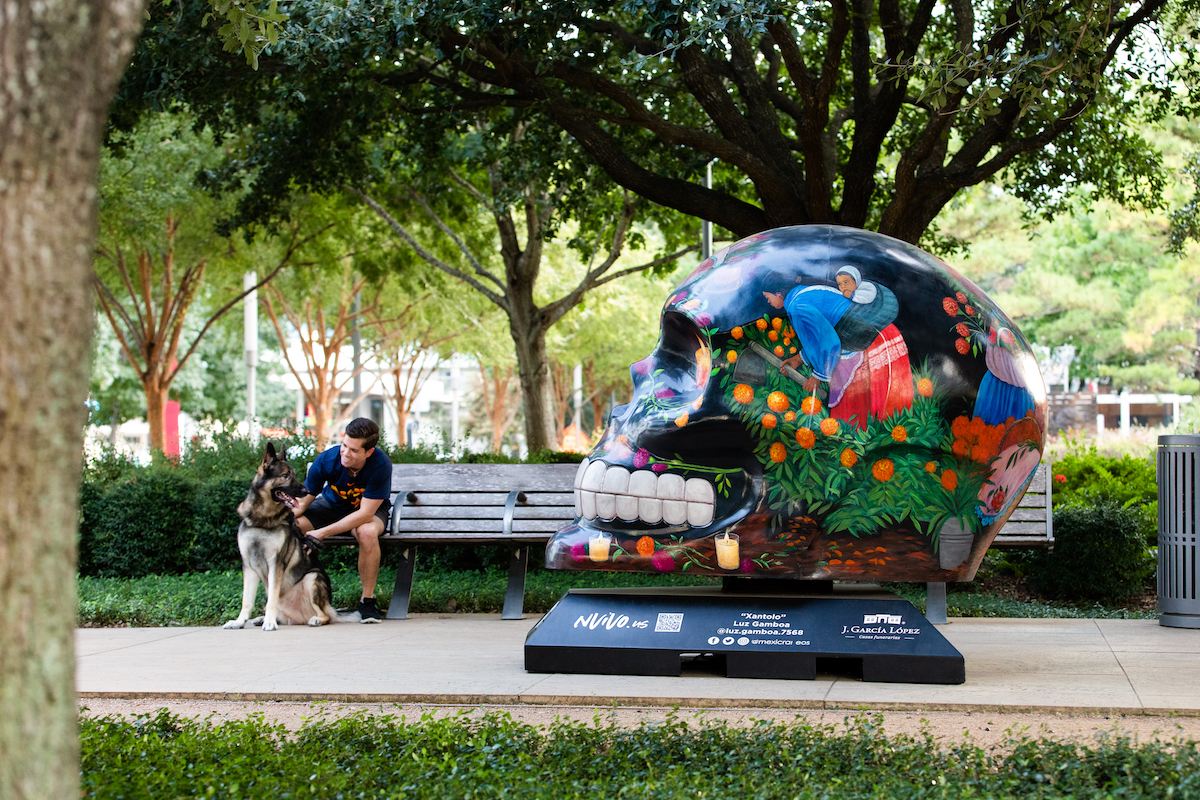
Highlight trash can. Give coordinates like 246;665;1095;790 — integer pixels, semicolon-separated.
1157;435;1200;628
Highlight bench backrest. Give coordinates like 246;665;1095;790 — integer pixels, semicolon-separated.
388;463;578;542
991;463;1053;546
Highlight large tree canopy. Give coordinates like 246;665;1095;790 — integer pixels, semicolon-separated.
131;0;1200;248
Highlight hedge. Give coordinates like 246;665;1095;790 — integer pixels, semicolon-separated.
78;436;584;578
79;711;1200;800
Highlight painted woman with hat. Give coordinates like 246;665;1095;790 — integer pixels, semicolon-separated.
764;266;913;428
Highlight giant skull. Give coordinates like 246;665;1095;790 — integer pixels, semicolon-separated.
547;225;1047;582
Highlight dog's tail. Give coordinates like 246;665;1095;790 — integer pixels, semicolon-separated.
328;608;363;623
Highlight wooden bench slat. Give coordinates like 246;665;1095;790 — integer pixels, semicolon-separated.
397;506;576;521
393;518;571;534
1015;494;1047;508
398;492;574;507
391;463;578;492
995;521;1049;535
1005;507;1049;522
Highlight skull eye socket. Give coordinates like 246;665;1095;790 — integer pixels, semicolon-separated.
652;312;709;388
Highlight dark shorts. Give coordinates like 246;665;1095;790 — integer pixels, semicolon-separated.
302;495;391;534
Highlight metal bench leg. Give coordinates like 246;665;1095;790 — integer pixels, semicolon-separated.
501;546;528;620
926;582;948;625
387;545;417;620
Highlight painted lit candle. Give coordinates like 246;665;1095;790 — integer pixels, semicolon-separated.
715;533;740;570
589;533;612;562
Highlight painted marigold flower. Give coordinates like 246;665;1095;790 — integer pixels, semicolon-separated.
726;350;738;363
652;550;675;572
925;461;938;472
774;345;785;357
956;322;970;337
795;428;815;449
637;536;656;557
891;425;907;443
633;448;650;469
756;318;769;331
943;297;959;316
951;416;970;437
784;411;796;422
955;337;970;354
872;458;895;481
941;470;958;490
917;378;933;397
965;305;976;316
772;317;783;331
768;330;779;342
769;442;787;462
762;413;778;429
955;291;967;304
840;448;858;468
800;396;822;415
733;384;754;404
675;412;689;427
767;391;789;412
820;417;839;435
732;326;744;339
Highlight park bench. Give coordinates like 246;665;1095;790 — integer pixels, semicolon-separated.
319;463;579;621
316;460;1053;624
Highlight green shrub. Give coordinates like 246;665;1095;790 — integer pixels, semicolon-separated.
1051;444;1156;510
525;448;587;464
1029;501;1155;603
188;474;253;572
82;468;198;578
78;711;1200;800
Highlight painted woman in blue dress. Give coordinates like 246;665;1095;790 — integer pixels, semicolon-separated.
974;327;1035;426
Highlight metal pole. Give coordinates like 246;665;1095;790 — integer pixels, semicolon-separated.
243;271;258;440
573;364;583;431
701;161;713;260
450;360;460;445
351;291;363;421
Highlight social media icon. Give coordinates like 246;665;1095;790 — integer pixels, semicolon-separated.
737;637;750;646
722;636;734;645
708;636;720;645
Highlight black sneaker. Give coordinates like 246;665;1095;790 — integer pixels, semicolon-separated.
358;598;384;623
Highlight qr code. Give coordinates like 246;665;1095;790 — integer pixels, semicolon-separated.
655;613;684;633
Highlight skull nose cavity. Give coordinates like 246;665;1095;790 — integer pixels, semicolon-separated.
574;462;716;528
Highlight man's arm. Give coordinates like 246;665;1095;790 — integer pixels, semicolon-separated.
309;497;384;540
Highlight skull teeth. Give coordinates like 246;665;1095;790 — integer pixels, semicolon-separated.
574;459;715;527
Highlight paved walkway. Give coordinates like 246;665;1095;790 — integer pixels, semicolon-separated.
76;616;1200;716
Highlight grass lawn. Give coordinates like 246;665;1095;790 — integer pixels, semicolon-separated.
78;562;1157;627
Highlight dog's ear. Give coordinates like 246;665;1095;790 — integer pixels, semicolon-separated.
263;441;278;463
278;444;288;461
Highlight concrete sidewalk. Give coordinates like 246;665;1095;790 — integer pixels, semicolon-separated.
76;616;1200;716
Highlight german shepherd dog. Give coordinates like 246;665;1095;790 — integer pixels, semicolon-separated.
222;443;359;630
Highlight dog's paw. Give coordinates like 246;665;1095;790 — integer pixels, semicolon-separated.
222;619;246;629
262;618;278;631
307;616;323;627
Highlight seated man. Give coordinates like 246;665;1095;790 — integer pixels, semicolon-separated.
292;417;393;623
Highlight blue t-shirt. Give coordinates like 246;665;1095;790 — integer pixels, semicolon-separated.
305;445;393;513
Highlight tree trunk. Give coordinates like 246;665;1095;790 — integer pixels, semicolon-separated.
0;2;144;798
143;378;168;454
511;326;556;452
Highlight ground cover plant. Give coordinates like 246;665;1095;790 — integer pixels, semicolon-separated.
79;710;1200;799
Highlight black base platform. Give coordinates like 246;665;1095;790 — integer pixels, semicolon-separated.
524;585;964;684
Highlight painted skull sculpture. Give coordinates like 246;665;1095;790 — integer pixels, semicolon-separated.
547;225;1047;582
